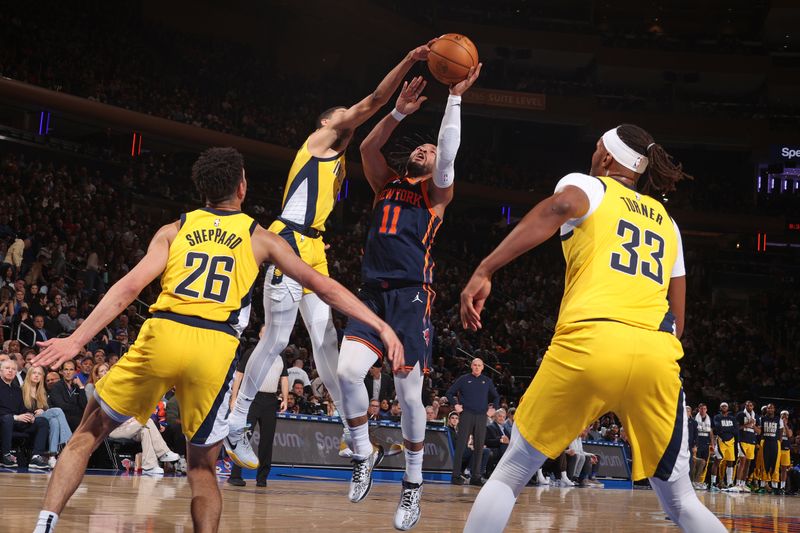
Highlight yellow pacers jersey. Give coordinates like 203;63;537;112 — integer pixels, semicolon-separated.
278;137;346;232
557;175;679;332
150;208;259;335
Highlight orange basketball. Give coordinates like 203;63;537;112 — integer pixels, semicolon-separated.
427;33;479;85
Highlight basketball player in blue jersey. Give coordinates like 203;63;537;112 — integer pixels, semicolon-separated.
30;148;402;533
226;40;436;468
460;124;725;532
336;66;480;530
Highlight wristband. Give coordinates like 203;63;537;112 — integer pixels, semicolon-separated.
390;108;407;122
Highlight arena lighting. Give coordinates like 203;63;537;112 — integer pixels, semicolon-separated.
501;205;511;225
335;179;349;202
38;110;51;135
130;132;142;157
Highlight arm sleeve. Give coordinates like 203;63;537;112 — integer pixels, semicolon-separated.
554;173;606;228
445;376;462;405
489;381;500;409
671;219;686;278
432;95;461;189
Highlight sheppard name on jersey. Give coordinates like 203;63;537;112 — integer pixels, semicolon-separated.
185;227;243;249
377;187;423;207
619;197;664;225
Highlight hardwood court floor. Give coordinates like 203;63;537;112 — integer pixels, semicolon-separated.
2;472;799;532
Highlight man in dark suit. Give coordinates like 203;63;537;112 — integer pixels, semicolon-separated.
32;315;49;343
485;408;510;475
47;360;87;431
364;365;393;404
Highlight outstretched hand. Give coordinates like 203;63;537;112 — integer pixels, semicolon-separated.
33;337;83;369
396;76;428;115
450;63;482;96
409;38;437;62
460;269;492;331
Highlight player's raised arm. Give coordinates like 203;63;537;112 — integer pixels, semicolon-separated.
307;41;434;157
33;222;178;368
332;42;433;131
252;226;405;371
360;76;429;194
427;63;481;209
460;186;590;331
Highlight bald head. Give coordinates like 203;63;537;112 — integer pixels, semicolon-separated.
471;358;484;377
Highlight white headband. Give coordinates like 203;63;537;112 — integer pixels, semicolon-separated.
720;402;728;408
781;410;789;416
602;127;649;174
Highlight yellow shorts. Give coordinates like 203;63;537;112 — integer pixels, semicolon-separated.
513;321;685;481
751;443;765;480
268;220;328;295
738;441;755;460
94;315;239;445
781;448;791;467
717;437;736;462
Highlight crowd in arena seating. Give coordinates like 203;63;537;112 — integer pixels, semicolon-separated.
4;2;799;217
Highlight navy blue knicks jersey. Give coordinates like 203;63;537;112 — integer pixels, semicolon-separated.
362;178;442;285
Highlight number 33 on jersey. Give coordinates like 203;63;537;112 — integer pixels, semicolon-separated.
555;174;685;334
150;208;259;336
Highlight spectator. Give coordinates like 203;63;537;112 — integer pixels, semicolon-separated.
485;408;510;474
57;306;78;334
286;357;311;389
447;411;490;483
504;407;515;434
76;356;93;385
107;416;180;475
44;305;63;339
566;427;602;487
291;379;313;414
364;365;393;403
22;366;72;464
367;400;381;421
32;315;49;343
603;424;621;443
47;360;87;430
386;400;402;422
3;236;29;271
379;398;391;419
44;371;61;392
0;359;50;469
163;389;185;456
84;363;109;400
446;358;500;486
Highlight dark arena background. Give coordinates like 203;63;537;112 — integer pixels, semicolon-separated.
1;1;799;532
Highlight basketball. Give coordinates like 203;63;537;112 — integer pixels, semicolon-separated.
427;33;479;85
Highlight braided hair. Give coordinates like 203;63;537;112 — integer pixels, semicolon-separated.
616;124;693;195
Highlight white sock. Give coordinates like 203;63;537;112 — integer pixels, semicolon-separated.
781;481;786;489
404;448;424;484
711;474;717;484
560;472;571;483
228;395;253;433
34;511;58;533
760;480;766;487
726;467;733;484
464;480;516;533
536;469;547;483
348;422;372;459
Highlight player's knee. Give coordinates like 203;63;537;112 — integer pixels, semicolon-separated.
336;357;368;385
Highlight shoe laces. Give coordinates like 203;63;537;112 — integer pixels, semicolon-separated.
352;458;369;484
399;484;421;510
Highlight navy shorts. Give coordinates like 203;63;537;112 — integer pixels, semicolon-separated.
343;284;434;373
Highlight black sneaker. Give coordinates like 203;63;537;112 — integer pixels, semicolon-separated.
29;455;50;470
469;477;485;487
227;477;246;487
1;453;17;468
255;480;267;487
450;475;465;485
